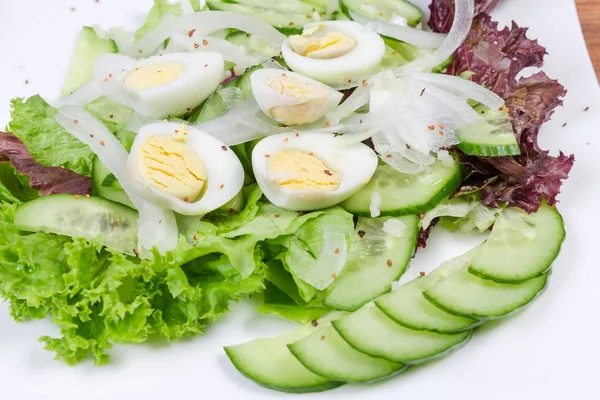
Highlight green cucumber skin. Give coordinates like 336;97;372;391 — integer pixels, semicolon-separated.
339;0;424;26
224;347;345;394
458;142;521;157
339;0;352;20
342;164;463;217
469;209;566;284
287;344;410;384
375;302;481;335
331;317;473;365
423;272;551;321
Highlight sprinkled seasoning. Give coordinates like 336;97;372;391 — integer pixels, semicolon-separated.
115;220;121;226
109;114;114;119
438;131;444;136
320;335;325;341
386;259;393;267
386;154;393;159
308;152;314;156
188;29;196;37
358;230;366;238
74;195;80;199
220;184;224;189
311;319;318;327
438;123;444;129
289;22;295;26
562;123;567;127
184;197;189;202
331;273;337;279
264;153;270;158
420;271;425;276
89;134;94;138
193;235;197;241
274;213;281;218
221;145;227;151
420;88;426;96
334;248;340;254
326;121;332;127
73;119;79;124
99;141;105;146
584;106;590;112
362;80;367;86
418;213;424;219
133;249;140;257
229;208;235;215
60;165;65;169
284;137;289;142
194;43;200;49
263;213;269;217
85;194;91;198
203;39;209;46
299;211;304;216
324;169;333;176
428;125;435;131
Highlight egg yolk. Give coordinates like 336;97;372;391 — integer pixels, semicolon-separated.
267;76;331;125
289;26;356;59
268;149;341;191
125;62;185;91
137;134;207;201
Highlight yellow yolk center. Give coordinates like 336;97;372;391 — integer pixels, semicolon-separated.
268;149;341;191
138;134;207;201
267;76;330;125
125;62;185;90
288;27;356;59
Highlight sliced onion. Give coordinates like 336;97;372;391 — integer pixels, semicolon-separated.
382;219;408;238
131;11;286;57
55;106;178;254
326;84;371;125
437;149;455;167
349;11;446;49
423;84;482;125
412;72;504;109
54;81;103;108
395;0;474;74
370;192;382;218
180;0;196;14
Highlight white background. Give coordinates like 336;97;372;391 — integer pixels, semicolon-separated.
0;0;599;399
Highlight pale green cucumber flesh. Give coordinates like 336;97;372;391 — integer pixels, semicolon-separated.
323;215;418;311
14;194;138;255
332;307;472;364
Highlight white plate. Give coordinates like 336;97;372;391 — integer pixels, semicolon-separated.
0;1;599;399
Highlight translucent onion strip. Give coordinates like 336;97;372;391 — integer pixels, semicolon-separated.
412;72;504;110
55;106;178;254
349;11;446;49
130;11;286;57
395;0;474;74
54;81;103;108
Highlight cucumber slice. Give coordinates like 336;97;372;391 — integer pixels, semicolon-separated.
61;27;117;98
236;64;263;100
288;325;406;382
323;215;418;311
425;269;550;320
383;37;452;72
224;320;343;393
92;156;135;209
332;307;472;364
456;105;521;157
375;251;479;334
340;159;462;217
191;75;241;123
226;30;279;57
340;0;424;26
14;194;138;255
469;203;565;283
207;0;321;34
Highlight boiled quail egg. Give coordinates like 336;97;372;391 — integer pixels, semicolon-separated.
281;21;385;87
250;69;343;126
127;121;244;215
252;132;378;211
95;52;224;118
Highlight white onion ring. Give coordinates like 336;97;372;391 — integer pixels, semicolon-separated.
55;106;178;254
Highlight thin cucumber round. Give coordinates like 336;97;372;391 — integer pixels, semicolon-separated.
340;0;424;26
92;156;134;209
207;0;322;34
14;194;138;255
456;106;520;157
61;26;117;97
424;269;550;320
332;307;472;364
375;251;479;334
323;215;418;311
224;320;342;393
469;203;565;283
340;159;462;217
288;325;407;383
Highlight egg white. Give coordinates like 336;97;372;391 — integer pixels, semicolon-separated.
252;132;378;211
250;69;343;125
127;122;244;215
95;52;224;118
281;21;385;87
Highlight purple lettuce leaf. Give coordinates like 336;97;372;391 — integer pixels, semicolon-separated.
429;1;574;213
0;132;91;196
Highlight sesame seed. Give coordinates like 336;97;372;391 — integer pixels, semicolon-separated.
428;125;435;130
439;123;444;129
364;129;369;133
281;73;287;77
438;131;444;136
85;194;91;198
108;73;112;78
392;51;397;56
188;29;196;37
73;119;79;124
362;80;367;86
331;273;337;279
59;165;65;169
75;195;80;199
406;144;411;149
194;43;200;49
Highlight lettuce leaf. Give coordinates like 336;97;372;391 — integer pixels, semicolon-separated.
84;96;134;134
429;4;574;213
257;283;329;324
135;0;184;41
8;96;94;176
0;203;264;365
423;195;502;233
0;133;91;197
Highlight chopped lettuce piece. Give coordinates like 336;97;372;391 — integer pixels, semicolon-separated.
423;195;502;233
0;203;264;364
257;283;330;324
135;0;184;41
8;96;95;176
84;96;134;133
